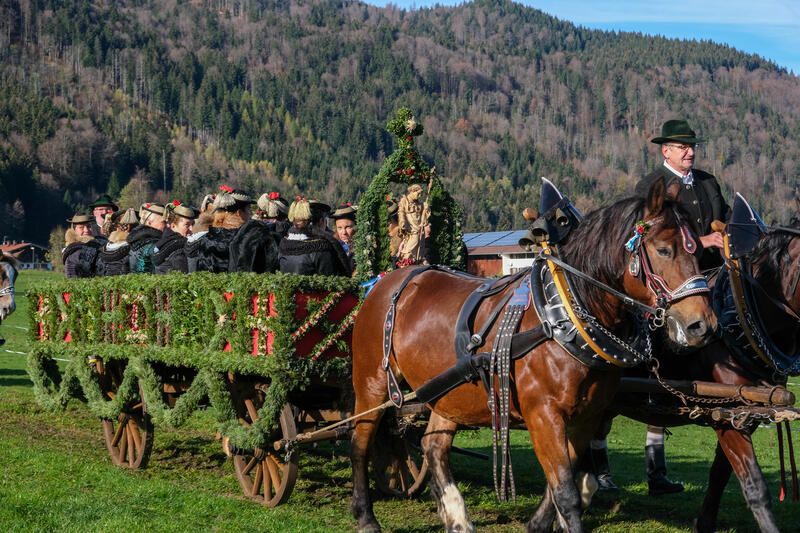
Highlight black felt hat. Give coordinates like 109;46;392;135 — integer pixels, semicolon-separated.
651;120;703;145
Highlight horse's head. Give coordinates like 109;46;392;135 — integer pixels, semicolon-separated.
0;251;18;322
562;177;715;349
621;178;716;348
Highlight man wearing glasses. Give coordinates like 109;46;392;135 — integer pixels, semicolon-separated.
586;120;731;498
635;119;731;271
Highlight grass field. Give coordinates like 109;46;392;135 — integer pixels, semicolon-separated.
1;270;798;532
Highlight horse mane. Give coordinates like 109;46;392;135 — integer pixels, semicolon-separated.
559;196;682;322
749;216;800;291
0;250;19;269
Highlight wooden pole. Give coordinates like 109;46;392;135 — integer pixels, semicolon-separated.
619;377;795;406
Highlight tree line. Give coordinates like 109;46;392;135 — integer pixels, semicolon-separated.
0;0;798;245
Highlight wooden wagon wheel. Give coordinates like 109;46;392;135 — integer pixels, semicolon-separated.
229;392;299;507
98;359;154;469
372;417;429;497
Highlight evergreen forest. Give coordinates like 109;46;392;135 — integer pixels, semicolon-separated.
1;0;799;245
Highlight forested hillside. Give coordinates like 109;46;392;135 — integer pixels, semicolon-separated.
1;0;798;244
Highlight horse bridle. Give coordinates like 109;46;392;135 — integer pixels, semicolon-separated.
542;211;709;328
625;210;710;321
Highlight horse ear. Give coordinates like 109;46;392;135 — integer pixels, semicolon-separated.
644;176;666;218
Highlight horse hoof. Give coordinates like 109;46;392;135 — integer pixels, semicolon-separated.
692;517;716;533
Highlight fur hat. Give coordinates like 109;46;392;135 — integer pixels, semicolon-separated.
330;203;357;221
256;192;290;218
214;186;254;212
288;198;312;222
200;193;217;213
119;208;139;225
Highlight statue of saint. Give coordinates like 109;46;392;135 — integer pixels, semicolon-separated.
397;183;430;263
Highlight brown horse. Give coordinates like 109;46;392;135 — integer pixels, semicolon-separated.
350;179;716;533
0;250;18;323
594;197;800;532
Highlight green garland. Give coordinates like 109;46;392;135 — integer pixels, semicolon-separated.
353;108;465;282
26;273;360;447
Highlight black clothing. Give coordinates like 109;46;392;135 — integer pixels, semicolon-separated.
228;220;279;273
127;225;163;274
636;166;731;270
97;242;131;276
188;220;278;274
153;228;188;274
62;239;101;279
188;226;237;273
279;227;352;276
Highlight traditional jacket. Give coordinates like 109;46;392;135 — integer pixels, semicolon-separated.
153;228;188;274
279;226;352;277
636;165;731;270
188;213;279;274
62;230;100;278
126;224;163;274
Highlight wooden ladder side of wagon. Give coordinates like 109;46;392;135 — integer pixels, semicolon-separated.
28;274;437;507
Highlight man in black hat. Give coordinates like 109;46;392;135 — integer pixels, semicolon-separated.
594;120;731;498
635;119;731;271
88;194;119;236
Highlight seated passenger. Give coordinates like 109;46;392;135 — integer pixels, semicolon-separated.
330;203;357;272
254;192;291;246
62;214;101;278
189;187;278;273
153;201;199;274
97;209;138;276
127;203;166;273
279;198;352;276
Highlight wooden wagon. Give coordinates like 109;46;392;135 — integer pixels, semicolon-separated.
26;272;429;506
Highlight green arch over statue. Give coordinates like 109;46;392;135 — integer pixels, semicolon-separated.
353;108;465;282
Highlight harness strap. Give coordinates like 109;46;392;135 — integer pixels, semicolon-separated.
541;252;663;316
735;264;800;323
790;257;800;303
382;266;437;407
488;280;529;503
455;268;530;358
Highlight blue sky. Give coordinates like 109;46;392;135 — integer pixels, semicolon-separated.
364;0;800;74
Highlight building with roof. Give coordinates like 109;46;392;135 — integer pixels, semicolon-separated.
462;230;537;277
0;239;51;270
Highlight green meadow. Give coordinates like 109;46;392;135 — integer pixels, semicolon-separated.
1;270;798;532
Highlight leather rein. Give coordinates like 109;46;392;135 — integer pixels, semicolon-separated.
545;210;709;328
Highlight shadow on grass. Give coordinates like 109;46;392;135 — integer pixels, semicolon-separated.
0;376;34;387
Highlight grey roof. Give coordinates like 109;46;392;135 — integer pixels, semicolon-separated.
462;230;528;248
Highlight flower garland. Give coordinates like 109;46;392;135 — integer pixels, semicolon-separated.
290;291;344;341
26;273;360;447
353;107;465;282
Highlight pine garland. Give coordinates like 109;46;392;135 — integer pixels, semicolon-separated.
26;273;360;447
353;108;465;281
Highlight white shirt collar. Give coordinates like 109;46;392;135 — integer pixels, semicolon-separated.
663;160;693;185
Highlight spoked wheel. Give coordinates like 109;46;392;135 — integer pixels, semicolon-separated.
230;392;299;507
98;360;154;469
372;419;429;497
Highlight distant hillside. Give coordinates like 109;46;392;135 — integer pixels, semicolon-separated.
1;0;798;243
